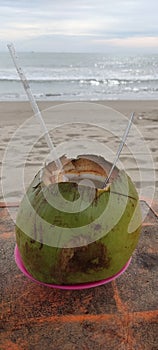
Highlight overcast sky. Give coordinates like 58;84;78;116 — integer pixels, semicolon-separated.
0;0;158;52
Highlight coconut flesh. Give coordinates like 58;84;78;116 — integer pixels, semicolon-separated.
16;155;142;285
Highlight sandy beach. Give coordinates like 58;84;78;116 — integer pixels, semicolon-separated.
0;100;157;204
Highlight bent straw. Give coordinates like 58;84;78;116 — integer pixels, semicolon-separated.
7;43;63;172
103;112;135;188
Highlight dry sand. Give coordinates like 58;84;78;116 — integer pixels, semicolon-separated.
0;100;157;203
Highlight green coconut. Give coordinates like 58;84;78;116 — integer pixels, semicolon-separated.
15;155;142;285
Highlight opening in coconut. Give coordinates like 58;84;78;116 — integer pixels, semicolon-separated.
42;155;119;189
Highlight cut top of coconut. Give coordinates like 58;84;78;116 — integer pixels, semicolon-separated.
42;155;119;189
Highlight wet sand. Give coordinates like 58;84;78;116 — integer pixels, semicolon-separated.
0;100;157;203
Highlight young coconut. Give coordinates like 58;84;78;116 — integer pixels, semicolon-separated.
15;155;142;285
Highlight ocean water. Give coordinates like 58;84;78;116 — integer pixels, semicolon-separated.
0;52;158;101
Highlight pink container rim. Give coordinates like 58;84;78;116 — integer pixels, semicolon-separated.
14;245;131;290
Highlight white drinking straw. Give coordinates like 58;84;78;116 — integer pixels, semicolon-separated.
103;112;135;188
7;43;63;172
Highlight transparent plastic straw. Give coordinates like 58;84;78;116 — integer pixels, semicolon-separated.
7;43;63;173
103;112;135;188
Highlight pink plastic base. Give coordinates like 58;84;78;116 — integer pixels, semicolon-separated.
14;245;131;290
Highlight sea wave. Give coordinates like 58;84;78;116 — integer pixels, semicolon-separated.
0;52;158;100
1;76;158;84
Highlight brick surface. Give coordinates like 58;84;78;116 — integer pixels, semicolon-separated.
117;225;158;312
0;202;158;350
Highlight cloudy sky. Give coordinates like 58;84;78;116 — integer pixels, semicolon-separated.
0;0;158;52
